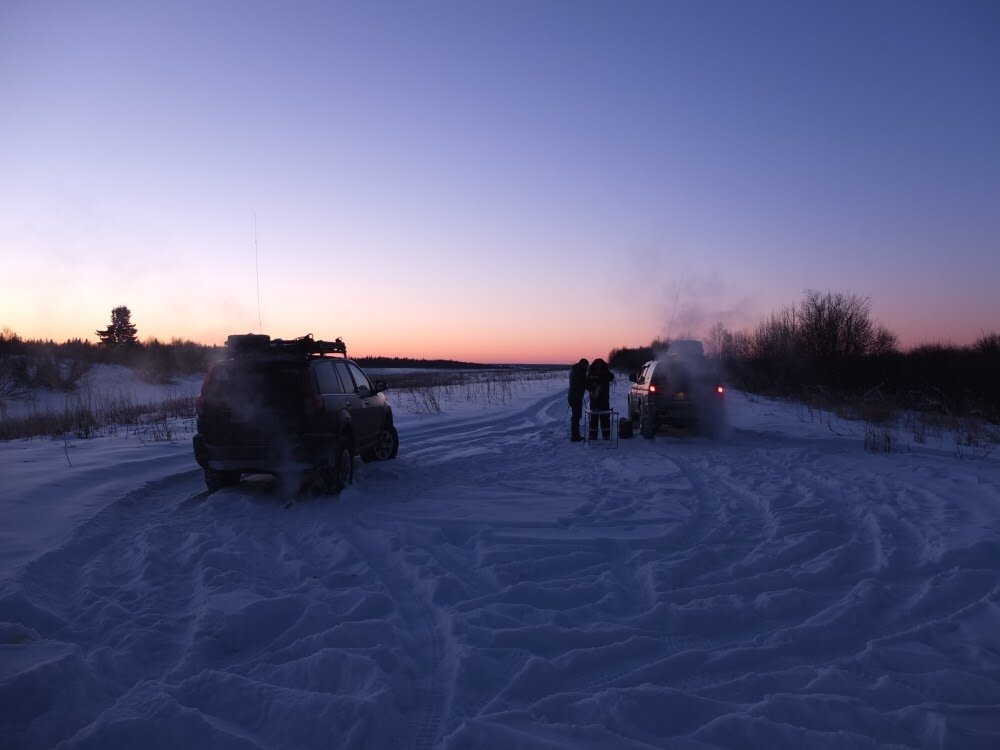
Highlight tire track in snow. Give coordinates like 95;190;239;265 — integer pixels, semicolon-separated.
343;386;566;750
2;469;211;746
744;451;1000;700
496;446;781;699
545;441;887;697
361;385;656;734
364;389;999;744
614;441;1000;709
11;468;206;644
398;388;566;446
344;523;450;750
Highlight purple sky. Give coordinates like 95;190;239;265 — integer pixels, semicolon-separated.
2;0;998;362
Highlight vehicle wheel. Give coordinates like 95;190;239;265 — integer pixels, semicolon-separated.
639;405;655;439
321;441;354;494
362;424;399;463
204;468;240;493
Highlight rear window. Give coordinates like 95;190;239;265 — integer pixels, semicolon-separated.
668;340;705;358
649;360;693;390
647;363;666;387
208;360;304;410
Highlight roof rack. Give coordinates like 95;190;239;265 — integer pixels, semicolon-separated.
274;334;347;358
226;333;347;358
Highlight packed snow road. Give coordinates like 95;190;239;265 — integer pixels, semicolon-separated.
2;376;999;749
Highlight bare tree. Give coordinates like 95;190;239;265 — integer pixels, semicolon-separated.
749;306;798;361
796;290;897;358
704;323;730;359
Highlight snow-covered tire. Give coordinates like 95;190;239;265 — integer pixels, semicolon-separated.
204;468;240;493
639;405;655;439
362;424;399;463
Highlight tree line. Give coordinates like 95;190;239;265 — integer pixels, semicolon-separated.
608;290;999;420
1;306;218;393
0;306;502;397
3;296;998;419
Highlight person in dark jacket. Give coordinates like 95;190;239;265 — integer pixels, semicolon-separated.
586;357;615;440
568;358;589;441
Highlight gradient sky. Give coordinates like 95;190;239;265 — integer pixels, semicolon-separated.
2;1;998;363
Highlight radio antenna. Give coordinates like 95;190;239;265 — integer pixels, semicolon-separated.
254;213;263;334
666;273;686;342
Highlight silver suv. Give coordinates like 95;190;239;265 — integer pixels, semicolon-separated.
626;340;726;438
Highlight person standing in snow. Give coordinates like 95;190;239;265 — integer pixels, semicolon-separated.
586;357;615;440
568;358;589;442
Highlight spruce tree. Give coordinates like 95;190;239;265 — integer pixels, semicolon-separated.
96;305;139;348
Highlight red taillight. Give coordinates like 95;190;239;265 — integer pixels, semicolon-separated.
649;384;657;393
196;364;216;416
715;385;725;396
303;370;324;415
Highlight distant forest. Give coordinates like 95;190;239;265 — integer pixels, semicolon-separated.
3;292;998;422
0;329;497;390
0;306;500;398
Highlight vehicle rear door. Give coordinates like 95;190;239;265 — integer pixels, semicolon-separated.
204;360;304;445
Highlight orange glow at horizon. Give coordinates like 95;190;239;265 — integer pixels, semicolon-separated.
5;310;996;366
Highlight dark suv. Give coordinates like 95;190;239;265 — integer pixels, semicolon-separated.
193;334;398;494
626;340;726;438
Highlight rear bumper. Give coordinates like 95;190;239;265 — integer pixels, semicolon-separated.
192;434;312;474
653;404;698;425
652;396;722;425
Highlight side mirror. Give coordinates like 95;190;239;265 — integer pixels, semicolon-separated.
373;379;389;394
628;373;637;383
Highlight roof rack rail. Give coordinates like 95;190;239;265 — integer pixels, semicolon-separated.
226;333;347;358
272;334;348;358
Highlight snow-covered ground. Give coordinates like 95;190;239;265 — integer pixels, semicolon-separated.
0;364;204;421
2;373;999;749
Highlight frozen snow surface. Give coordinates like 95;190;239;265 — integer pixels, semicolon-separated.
0;364;204;421
2;373;999;749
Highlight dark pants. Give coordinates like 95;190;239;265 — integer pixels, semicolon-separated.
588;404;611;439
569;397;583;439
